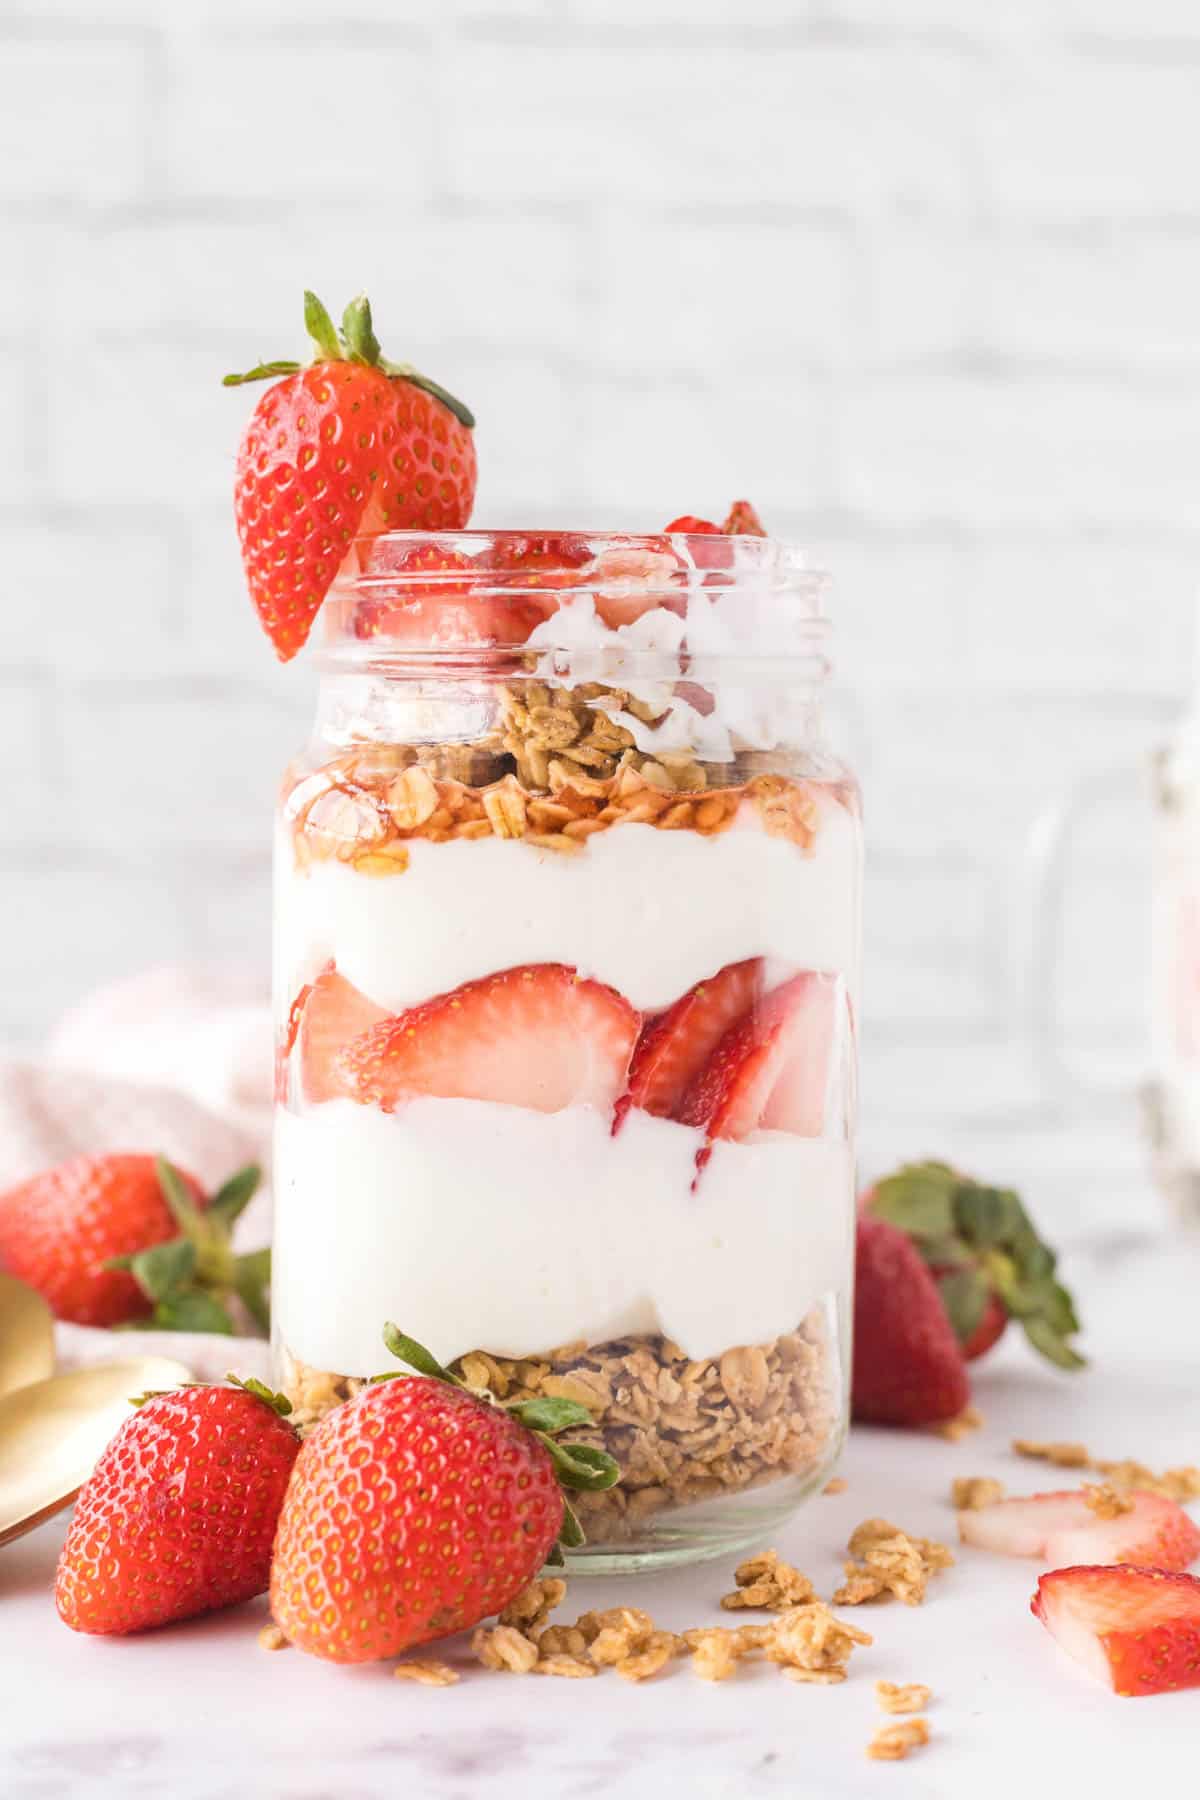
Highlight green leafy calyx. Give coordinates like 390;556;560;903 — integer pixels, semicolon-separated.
371;1322;620;1552
222;289;475;429
107;1158;270;1338
869;1160;1085;1372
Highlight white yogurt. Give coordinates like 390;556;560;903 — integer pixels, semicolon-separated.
276;793;861;1017
274;1099;853;1376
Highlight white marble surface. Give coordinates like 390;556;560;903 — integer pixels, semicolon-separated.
2;1232;1198;1799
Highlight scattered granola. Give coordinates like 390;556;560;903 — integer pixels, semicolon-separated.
1012;1440;1200;1501
1013;1438;1089;1468
687;1628;743;1683
951;1476;1005;1510
257;1623;289;1651
471;1624;540;1674
931;1405;984;1442
531;1654;598;1679
1081;1482;1133;1519
875;1680;932;1715
393;1659;459;1687
867;1719;931;1762
766;1603;873;1683
823;1477;848;1495
720;1548;816;1613
834;1519;954;1607
499;1578;567;1635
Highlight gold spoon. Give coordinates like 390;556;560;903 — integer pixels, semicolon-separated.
0;1355;191;1549
0;1272;55;1399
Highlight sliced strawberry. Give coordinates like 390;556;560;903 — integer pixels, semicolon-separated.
354;542;555;648
678;972;840;1143
664;514;721;534
337;964;640;1115
961;1489;1200;1573
293;966;389;1105
620;959;765;1126
1032;1564;1200;1695
588;545;685;628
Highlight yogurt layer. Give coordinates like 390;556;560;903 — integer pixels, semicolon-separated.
276;792;861;1017
274;1100;853;1376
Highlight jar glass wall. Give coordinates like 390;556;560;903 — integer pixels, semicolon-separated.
271;531;861;1571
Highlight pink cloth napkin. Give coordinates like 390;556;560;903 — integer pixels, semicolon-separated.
4;965;275;1383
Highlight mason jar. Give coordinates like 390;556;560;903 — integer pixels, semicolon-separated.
271;529;861;1571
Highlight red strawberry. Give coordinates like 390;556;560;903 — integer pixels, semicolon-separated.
269;1325;618;1664
677;971;839;1143
338;963;640;1115
226;291;477;661
851;1214;971;1426
723;498;767;535
864;1161;1085;1372
664;514;721;533
1032;1565;1200;1696
56;1379;299;1636
618;958;765;1127
960;1489;1200;1573
292;964;388;1104
590;545;685;628
0;1154;266;1332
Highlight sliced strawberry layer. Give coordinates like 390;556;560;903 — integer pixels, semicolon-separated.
355;542;555;647
962;1489;1200;1573
337;963;640;1115
294;966;389;1104
664;514;721;534
620;959;765;1126
677;971;840;1143
1033;1564;1200;1695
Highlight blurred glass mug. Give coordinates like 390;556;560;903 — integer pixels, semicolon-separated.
1018;699;1200;1229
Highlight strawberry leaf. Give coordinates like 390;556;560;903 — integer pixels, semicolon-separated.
147;1292;235;1335
233;1247;272;1334
127;1238;196;1303
303;290;341;362
954;1184;1023;1249
556;1498;585;1550
381;1323;458;1385
539;1438;620;1492
937;1267;990;1342
506;1397;594;1434
342;292;381;367
227;1373;293;1417
208;1164;262;1228
221;359;302;388
1023;1317;1087;1371
870;1162;959;1240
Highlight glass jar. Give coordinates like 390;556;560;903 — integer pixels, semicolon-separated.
271;530;861;1571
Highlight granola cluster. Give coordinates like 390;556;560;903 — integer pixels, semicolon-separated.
833;1519;954;1607
285;747;821;873
867;1718;931;1762
951;1476;1006;1510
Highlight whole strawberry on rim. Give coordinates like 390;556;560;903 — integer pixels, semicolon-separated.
226;291;477;661
269;1324;619;1664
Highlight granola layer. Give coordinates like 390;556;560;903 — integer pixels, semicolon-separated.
278;1311;838;1549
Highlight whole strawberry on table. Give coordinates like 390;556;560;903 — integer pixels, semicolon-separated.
853;1160;1084;1427
55;1325;618;1654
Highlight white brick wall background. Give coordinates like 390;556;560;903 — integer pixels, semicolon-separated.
4;0;1199;1192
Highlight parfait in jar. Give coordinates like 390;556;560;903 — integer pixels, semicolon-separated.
229;298;861;1569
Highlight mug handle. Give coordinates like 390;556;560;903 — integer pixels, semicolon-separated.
1014;759;1151;1110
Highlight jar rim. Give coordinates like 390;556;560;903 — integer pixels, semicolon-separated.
319;529;831;661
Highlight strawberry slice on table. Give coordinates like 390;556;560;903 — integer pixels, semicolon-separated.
851;1214;971;1426
618;958;766;1128
677;971;840;1143
337;964;640;1115
960;1489;1200;1573
1032;1565;1200;1695
286;964;389;1105
226;290;477;661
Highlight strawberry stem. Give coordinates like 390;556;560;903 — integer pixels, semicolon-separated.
221;290;477;428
